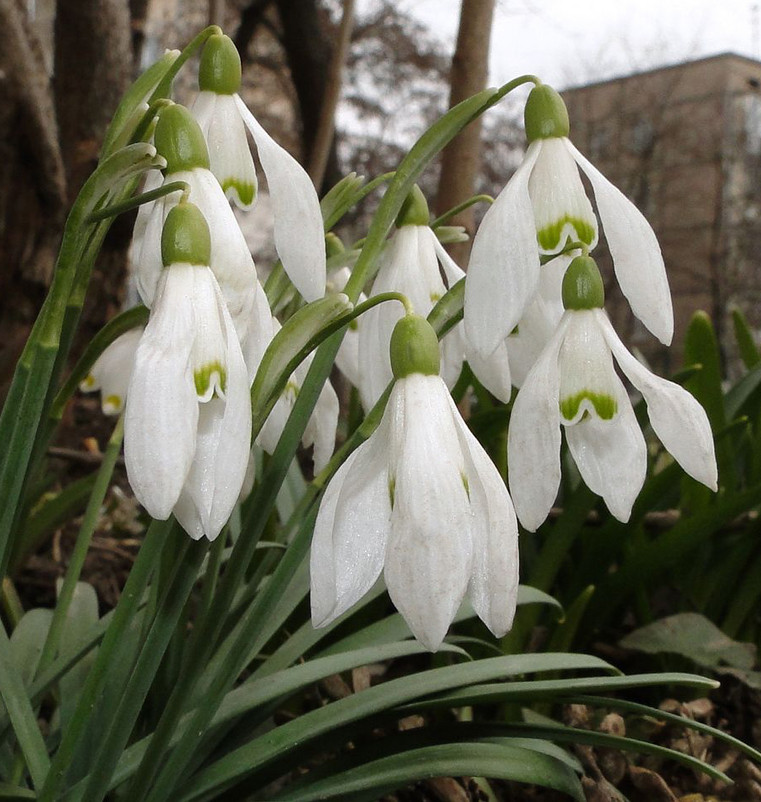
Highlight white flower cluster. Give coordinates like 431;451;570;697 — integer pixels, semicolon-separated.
83;55;718;651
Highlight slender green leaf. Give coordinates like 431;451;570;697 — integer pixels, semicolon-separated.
732;307;761;369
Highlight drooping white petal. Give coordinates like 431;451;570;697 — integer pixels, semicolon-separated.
466;335;512;403
506;253;569;388
172;488;206;541
310;398;395;627
128;169;163;292
81;327;143;414
181;274;252;540
528;137;598;254
303;377;339;473
430;230;466;287
565;376;647;522
507;315;570;532
448;394;519;637
599;311;717;490
133;187;176;308
358;229;419;410
193;91;257;210
172;168;259;335
464;141;542;358
235;94;326;302
384;375;473;651
240;281;277;383
568;141;673;345
558;310;621;424
440;324;466;390
328;266;363;388
125;268;199;520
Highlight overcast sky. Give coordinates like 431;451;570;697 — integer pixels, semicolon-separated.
387;0;761;89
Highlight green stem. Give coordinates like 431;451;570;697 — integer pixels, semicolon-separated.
86;180;188;223
35;417;124;679
431;194;493;228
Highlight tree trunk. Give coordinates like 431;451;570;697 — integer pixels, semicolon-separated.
435;0;495;266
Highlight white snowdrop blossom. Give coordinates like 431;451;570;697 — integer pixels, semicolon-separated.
124;203;252;541
80;327;144;415
358;195;466;410
311;315;519;651
192;33;326;302
508;257;716;532
465;84;672;359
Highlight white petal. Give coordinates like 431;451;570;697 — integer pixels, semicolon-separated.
303;378;339;473
599;312;717;490
569;141;673;345
82;328;143;415
565;380;647;522
384;375;473;651
430;230;466;287
134;187;177;308
528;137;598;253
440;323;465;390
128;169;164;298
507;315;570;531
464;142;542;358
124;268;199;519
174;168;259;332
184;285;252;540
235;94;326;302
558;311;621;424
310;399;395;627
466;334;512;403
241;281;277;382
448;394;519;637
193;92;257;210
172;490;206;541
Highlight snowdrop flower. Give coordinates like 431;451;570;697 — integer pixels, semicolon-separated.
192;33;326;302
125;202;251;541
311;314;519;651
358;186;466;410
133;104;261;352
80;327;144;415
508;256;716;532
465;83;672;359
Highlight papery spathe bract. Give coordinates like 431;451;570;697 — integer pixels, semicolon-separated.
311;315;519;650
508;307;717;532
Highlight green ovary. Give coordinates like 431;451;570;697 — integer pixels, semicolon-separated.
194;362;227;399
560;391;617;422
537;216;595;251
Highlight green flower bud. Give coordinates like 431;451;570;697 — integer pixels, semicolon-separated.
395;184;430;228
199;33;242;95
161;202;212;267
390;314;440;379
325;232;345;258
154;104;210;173
562;255;605;310
524;84;570;142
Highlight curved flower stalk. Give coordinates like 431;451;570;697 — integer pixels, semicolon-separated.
192;33;326;302
465;83;673;359
79;328;144;415
311;315;519;651
124;202;251;541
358;186;467;410
507;256;716;532
132;104;261;352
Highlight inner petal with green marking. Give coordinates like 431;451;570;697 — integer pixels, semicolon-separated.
528;137;598;255
194;361;227;402
558;310;622;425
221;178;256;208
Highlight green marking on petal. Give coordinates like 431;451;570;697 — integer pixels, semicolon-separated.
460;471;470;501
221;178;256;207
80;374;96;390
536;216;596;252
430;292;442;303
194;361;227;400
103;394;123;414
388;476;396;509
560;391;617;422
284;380;300;400
348;319;359;331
